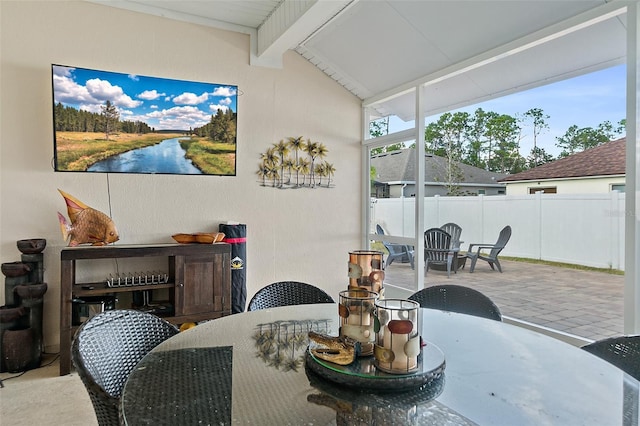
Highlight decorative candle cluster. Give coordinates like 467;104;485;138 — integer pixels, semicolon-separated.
339;289;378;356
347;250;384;295
374;299;421;374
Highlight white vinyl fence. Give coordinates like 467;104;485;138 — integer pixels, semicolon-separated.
371;192;626;271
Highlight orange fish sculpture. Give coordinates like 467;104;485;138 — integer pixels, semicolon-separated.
57;189;119;247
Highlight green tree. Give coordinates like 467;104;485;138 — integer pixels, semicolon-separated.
100;100;119;140
522;108;550;167
425;111;470;194
555;120;624;158
485;113;522;173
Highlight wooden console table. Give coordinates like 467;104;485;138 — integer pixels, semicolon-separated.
59;243;231;375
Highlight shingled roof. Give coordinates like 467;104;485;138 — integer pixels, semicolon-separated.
371;148;506;185
499;138;626;182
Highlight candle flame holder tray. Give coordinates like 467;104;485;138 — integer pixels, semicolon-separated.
105;271;169;288
305;339;445;391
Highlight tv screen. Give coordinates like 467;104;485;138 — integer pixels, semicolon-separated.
51;64;237;176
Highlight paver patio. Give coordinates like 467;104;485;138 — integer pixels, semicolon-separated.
383;259;624;343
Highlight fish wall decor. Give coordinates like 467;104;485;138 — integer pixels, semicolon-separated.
57;189;119;247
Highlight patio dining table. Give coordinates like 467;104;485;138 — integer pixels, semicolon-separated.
120;304;639;425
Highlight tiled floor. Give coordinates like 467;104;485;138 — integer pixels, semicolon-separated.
383;259;624;342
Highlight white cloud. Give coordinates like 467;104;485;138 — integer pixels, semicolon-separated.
173;92;208;105
128;74;139;81
137;89;165;101
210;104;229;113
150;105;158;109
52;74;94;105
85;78;143;108
212;87;236;97
219;97;232;106
145;105;210;129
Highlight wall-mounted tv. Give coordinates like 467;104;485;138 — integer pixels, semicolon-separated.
51;64;237;176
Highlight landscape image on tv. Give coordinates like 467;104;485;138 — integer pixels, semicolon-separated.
52;64;237;176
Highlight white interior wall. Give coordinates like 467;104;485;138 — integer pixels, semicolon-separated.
0;1;361;352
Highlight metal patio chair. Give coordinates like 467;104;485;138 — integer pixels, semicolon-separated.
71;309;179;426
247;281;335;311
409;284;503;321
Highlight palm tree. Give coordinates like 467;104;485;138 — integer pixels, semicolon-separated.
306;140;319;187
297;158;310;186
315;163;326;186
274;140;289;187
256;163;269;186
323;161;336;187
282;157;295;185
260;147;279;186
287;136;306;186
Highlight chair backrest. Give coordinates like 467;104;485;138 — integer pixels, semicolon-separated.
581;335;640;381
440;222;462;250
72;309;179;425
247;281;335;311
424;228;452;262
490;225;512;258
408;284;503;321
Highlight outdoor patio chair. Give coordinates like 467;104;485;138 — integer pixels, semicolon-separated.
71;309;179;426
408;285;503;321
424;228;456;278
464;225;512;273
376;224;414;269
247;281;335;311
581;335;640;381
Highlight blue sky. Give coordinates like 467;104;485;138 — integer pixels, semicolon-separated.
390;64;626;157
52;65;237;131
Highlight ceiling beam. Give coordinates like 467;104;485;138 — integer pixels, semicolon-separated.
252;0;353;68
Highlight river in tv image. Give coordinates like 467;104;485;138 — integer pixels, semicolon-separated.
87;137;202;174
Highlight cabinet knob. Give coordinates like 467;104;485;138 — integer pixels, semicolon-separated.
178;282;184;288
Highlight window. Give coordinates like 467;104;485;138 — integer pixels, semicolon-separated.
529;187;556;194
611;184;625;193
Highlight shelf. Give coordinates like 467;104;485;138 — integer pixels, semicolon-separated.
73;283;174;296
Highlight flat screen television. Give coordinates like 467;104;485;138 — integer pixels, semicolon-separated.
51;64;237;176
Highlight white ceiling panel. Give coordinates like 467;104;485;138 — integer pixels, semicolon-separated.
90;0;630;121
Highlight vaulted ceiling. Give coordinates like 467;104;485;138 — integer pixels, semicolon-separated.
91;1;629;122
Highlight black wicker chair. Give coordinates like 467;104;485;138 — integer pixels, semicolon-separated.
408;284;502;321
582;335;640;381
247;281;335;311
71;309;179;426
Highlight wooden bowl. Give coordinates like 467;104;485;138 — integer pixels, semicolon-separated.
194;233;216;244
172;233;197;244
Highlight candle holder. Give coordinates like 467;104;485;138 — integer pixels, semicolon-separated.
347;250;384;295
374;299;421;374
338;289;378;356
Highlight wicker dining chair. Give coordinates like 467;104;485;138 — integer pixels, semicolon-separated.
581;335;640;381
409;284;503;321
71;309;179;426
247;281;335;311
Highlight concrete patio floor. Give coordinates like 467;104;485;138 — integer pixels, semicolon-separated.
383;258;624;344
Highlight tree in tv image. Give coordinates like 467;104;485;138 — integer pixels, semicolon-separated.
52;64;238;176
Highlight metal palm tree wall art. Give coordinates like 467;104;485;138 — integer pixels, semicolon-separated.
253;319;333;372
257;137;336;188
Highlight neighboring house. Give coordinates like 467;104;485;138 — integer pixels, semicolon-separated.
499;138;626;195
370;148;506;198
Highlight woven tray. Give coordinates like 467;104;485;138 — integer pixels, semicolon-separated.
305;340;445;391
